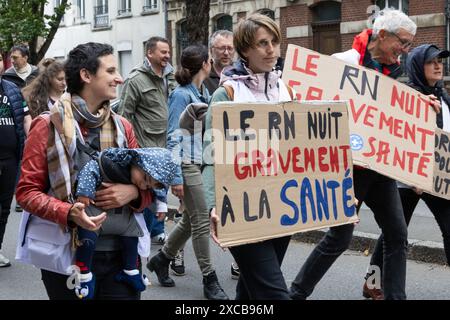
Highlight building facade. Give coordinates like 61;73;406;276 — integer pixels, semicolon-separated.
167;0;449;78
45;0;166;81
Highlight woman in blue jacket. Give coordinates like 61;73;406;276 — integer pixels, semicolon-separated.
147;44;228;300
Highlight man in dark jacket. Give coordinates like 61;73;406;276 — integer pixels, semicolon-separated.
0;77;29;267
204;30;234;94
2;45;39;89
365;44;450;286
2;45;36;213
289;8;427;301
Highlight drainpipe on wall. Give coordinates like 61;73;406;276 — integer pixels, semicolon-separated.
446;0;450;77
164;0;172;66
164;0;169;39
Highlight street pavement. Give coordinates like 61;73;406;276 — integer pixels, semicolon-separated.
0;198;449;300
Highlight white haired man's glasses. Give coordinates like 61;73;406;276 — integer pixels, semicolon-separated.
389;32;413;50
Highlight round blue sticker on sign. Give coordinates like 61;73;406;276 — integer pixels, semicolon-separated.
350;134;364;151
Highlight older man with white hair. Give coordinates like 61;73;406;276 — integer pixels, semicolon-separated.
289;9;419;301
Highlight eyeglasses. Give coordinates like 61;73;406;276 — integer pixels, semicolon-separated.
389;32;413;49
213;46;234;54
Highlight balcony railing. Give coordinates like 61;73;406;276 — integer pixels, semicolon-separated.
94;5;109;28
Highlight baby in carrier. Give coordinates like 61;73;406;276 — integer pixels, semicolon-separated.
74;147;177;299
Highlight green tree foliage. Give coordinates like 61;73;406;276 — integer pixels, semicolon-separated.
0;0;70;64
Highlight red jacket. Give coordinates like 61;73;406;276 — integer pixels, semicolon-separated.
16;114;152;227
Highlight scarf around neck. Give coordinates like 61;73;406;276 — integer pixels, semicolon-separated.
47;93;124;202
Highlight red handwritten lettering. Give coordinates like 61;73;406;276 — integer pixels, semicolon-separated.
349;99;366;123
235;152;249;180
339;145;350;170
318;147;329;172
288;80;302;101
363;106;378;128
417;127;434;151
292;49;320;76
305;87;323;100
304;148;316;171
251;150;266;177
418;153;432;177
292;147;304;173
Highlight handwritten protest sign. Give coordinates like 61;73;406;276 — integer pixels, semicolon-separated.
282;44;437;194
432;128;450;198
211;101;359;247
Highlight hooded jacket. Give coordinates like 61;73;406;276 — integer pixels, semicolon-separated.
406;44;450;129
179;102;209;135
219;59;289;102
202;59;293;211
118;60;177;148
3;64;39;88
1;78;27;163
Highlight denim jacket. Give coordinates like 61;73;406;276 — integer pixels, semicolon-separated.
167;83;210;185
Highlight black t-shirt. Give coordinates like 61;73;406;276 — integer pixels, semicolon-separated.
0;85;18;160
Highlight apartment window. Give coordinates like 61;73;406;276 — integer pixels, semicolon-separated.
311;1;341;55
257;8;275;21
118;0;131;16
94;0;109;28
76;0;86;22
177;20;189;63
375;0;409;14
143;0;158;12
118;50;133;95
214;15;232;32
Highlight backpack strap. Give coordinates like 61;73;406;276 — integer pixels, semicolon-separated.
223;84;234;101
112;113;128;148
76;139;99;161
286;85;295;100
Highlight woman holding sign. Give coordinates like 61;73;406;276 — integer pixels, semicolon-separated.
366;44;450;281
203;13;295;300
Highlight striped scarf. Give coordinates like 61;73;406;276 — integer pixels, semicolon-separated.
47;93;125;203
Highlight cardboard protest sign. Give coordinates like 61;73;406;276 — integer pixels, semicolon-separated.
432;129;450;198
211;101;359;247
282;44;437;194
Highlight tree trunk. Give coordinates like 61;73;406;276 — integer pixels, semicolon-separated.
32;0;69;65
185;0;210;46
